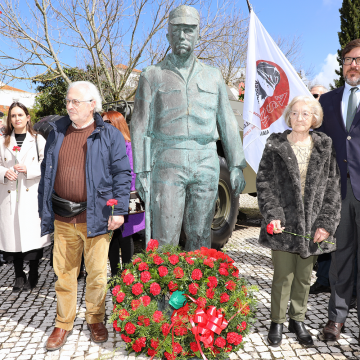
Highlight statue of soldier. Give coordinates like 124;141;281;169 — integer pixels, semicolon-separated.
131;5;246;251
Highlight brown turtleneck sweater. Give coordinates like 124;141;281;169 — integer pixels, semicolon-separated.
54;122;96;223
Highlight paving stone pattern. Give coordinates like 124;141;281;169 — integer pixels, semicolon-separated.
0;195;359;359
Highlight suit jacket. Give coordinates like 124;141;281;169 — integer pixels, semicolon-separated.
319;86;360;200
131;54;246;174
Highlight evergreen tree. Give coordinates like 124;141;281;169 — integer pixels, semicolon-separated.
334;0;360;88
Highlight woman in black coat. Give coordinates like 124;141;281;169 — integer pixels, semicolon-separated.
257;95;341;347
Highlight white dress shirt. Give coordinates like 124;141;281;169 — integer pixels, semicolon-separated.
341;82;360;128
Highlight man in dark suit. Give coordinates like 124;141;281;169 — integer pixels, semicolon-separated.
319;39;360;341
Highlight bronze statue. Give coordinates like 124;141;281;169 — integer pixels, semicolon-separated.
131;5;246;250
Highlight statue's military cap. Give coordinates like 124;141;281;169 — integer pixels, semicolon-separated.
169;5;200;25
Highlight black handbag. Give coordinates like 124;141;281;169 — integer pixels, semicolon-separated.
52;193;87;218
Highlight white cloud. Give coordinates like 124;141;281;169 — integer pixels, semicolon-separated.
313;53;340;88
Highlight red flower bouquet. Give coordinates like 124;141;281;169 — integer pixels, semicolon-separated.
109;242;257;359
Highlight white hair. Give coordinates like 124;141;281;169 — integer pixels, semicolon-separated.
310;84;328;94
67;81;102;112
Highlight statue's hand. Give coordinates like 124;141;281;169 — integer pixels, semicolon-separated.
135;172;150;201
230;167;246;198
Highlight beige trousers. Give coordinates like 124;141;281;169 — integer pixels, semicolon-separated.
53;220;110;331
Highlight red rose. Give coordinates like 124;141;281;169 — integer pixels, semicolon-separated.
219;267;229;276
116;292;125;303
12;146;21;152
242;285;248;296
191;269;203;280
121;334;132;343
207;276;218;288
132;257;142;265
158;266;168;277
237;321;247;332
148;349;156;356
168;255;179;265
138;262;149;271
132;343;142;352
189;283;199;295
204;258;214;268
206;288;215;299
190;342;199;352
146;239;159;252
214;337;226;348
174;267;184;278
106;199;118;206
173;342;182;354
161;323;170;336
225;280;236;291
153;311;163;323
118;309;129;320
112;285;121;296
131;299;141;310
123;273;135;285
140;271;151;283
151;338;160;349
196;297;206;308
168;280;178;292
124;322;136;334
153;255;164;265
220;293;230;303
185;257;194;265
140;295;151;306
266;223;274;234
150;282;161;296
132;283;144;296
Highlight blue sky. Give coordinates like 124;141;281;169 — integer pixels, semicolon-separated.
11;0;343;93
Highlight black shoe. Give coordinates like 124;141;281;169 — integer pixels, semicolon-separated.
267;321;283;347
13;275;26;292
288;319;314;346
350;297;357;309
23;273;38;291
309;281;331;295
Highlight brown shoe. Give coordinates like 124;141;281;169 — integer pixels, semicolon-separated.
46;327;72;351
323;320;344;341
87;322;108;343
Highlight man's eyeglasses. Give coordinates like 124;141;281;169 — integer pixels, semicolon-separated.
64;99;93;107
342;57;360;66
312;94;320;99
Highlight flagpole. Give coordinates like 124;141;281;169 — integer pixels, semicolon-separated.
245;0;252;12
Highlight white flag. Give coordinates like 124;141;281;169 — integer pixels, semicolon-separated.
243;10;312;173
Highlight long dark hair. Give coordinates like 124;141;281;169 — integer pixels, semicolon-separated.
4;102;36;148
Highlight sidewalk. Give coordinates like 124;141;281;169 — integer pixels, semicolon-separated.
0;195;359;360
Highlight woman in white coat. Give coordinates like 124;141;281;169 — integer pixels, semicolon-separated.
0;102;50;292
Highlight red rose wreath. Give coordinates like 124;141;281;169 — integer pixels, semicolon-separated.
109;240;256;359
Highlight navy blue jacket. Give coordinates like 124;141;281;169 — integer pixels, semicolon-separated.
319;86;360;201
38;113;132;237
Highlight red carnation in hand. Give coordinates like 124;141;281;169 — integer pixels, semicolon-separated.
214;336;226;348
207;276;218;288
219;267;229;276
153;311;163;323
150;282;161;296
189;283;199;295
168;254;179;265
112;285;121;296
185;257;194;265
158;266;168;277
106;199;118;206
121;334;132;343
138;262;149;271
140;295;151;306
191;269;202;280
153;255;164;265
225;280;236;291
220;293;230;303
123;273;135;285
131;299;141;311
266;223;274;234
116;292;125;303
161;323;170;336
124;322;136;334
168;280;178;292
132;283;144;296
140;271;151;283
174;267;184;279
118;309;129;320
132;257;142;265
206;288;215;299
146;239;159;252
204;258;214;268
12;146;21;152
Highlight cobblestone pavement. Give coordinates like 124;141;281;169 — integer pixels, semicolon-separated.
1;195;360;359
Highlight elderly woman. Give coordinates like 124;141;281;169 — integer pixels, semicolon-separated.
257;95;341;347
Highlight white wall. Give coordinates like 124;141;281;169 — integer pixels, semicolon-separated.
0;88;37;109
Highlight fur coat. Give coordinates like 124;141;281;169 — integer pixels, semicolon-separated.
257;130;341;258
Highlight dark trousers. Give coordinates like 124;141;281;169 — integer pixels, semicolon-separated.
316;253;332;287
329;178;360;323
14;258;39;279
